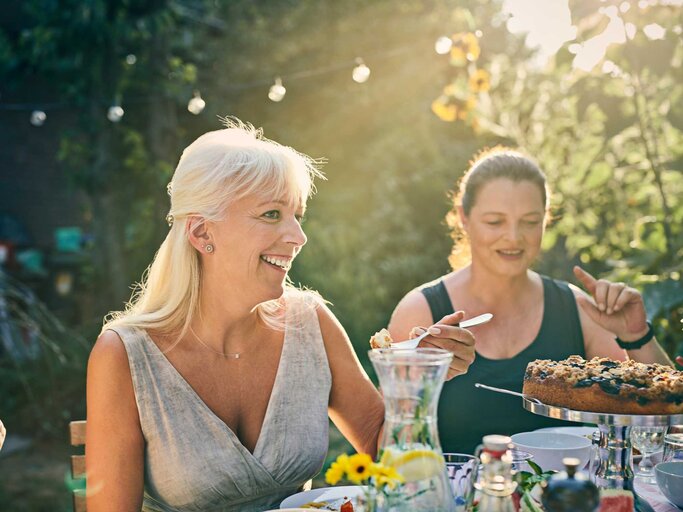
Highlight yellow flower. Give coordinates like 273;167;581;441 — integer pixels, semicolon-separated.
431;97;457;122
469;69;490;93
371;463;405;490
346;453;373;484
462;32;481;61
325;454;349;485
450;32;480;64
431;95;476;123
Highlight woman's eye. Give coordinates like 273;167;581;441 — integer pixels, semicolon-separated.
263;210;281;220
524;220;541;226
295;214;305;224
486;221;502;226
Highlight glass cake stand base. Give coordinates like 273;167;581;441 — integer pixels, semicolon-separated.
522;398;682;493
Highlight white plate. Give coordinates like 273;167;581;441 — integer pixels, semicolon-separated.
280;486;366;510
534;426;597;439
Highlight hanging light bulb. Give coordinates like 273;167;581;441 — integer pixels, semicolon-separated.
268;77;286;102
352;58;371;83
30;110;47;126
435;36;453;55
107;104;124;122
187;91;206;115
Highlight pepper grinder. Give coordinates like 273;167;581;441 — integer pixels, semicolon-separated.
542;457;600;512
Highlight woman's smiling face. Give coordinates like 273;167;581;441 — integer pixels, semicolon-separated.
463;178;546;277
206;192;307;306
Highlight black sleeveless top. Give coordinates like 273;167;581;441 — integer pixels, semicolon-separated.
421;275;585;454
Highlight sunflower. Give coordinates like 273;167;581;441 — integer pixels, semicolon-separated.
371;463;405;490
324;454;349;485
346;453;374;484
468;69;490;93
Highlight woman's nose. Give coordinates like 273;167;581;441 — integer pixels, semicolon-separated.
284;218;307;247
505;223;522;242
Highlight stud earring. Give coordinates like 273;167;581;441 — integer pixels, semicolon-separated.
205;244;214;253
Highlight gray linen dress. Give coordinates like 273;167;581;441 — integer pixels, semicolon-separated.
111;292;331;512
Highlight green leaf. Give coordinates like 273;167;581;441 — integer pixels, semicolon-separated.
584;162;612;189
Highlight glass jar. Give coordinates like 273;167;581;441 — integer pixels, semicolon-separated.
476;435;517;512
369;348;455;512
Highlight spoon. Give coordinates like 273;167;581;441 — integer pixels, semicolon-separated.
390;313;493;349
474;382;543;404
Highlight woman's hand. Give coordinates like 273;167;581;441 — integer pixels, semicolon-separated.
573;266;649;342
411;311;476;380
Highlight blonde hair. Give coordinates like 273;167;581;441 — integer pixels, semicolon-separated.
103;117;324;337
446;146;550;270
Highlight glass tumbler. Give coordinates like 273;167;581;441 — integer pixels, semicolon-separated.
663;433;683;463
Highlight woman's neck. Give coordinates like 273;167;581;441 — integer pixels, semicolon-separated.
190;280;264;355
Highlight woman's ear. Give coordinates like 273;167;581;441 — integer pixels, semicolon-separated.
186;216;212;253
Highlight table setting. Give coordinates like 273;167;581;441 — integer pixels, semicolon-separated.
268;335;683;512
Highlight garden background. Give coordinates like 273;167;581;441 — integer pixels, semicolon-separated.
0;0;681;510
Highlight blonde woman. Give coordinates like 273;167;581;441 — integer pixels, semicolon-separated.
86;118;476;511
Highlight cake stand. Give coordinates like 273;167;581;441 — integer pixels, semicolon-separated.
522;397;682;492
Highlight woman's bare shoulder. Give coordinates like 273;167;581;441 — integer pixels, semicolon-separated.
89;329;131;376
388;288;433;340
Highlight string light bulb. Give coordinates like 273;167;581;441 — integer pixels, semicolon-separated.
107;104;124;122
187;91;206;115
435;36;453;55
126;54;137;65
30;110;46;126
352;58;371;83
268;77;286;102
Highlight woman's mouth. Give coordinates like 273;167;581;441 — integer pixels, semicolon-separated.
496;249;524;260
260;255;292;272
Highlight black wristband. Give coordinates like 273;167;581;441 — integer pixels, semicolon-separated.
615;321;654;350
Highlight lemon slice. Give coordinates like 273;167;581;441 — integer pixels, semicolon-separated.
386;448;445;482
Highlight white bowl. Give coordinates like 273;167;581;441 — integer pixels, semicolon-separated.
655;461;683;508
511;431;592;472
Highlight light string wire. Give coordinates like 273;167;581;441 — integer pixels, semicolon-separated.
0;41;421;113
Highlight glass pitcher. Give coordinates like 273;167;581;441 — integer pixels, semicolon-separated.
369;348;456;512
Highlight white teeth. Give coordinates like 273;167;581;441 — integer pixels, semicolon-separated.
261;255;291;270
499;250;522;255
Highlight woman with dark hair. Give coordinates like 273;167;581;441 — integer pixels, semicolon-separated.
388;146;672;454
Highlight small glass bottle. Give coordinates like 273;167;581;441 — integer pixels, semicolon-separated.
542;457;600;512
476;435;517;512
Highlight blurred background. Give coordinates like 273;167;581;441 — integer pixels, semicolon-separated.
0;0;681;509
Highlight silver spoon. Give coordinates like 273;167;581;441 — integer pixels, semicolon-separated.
474;382;543;404
390;313;493;349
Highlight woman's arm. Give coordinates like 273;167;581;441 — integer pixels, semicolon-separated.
86;330;145;512
388;290;476;380
317;304;384;456
573;266;672;366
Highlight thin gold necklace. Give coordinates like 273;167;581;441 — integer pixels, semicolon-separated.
189;326;241;359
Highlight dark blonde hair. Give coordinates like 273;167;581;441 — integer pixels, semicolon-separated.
445;146;550;269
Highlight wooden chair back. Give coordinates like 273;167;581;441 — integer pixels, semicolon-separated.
69;420;87;512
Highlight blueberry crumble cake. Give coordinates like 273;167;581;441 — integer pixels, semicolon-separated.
523;355;683;414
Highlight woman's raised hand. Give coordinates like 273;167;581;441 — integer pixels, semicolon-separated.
411;310;476;381
573;266;649;342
